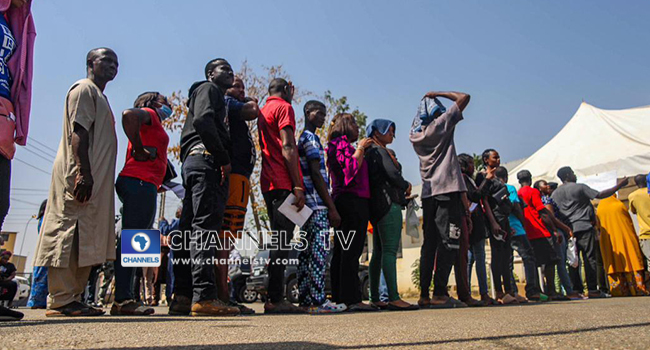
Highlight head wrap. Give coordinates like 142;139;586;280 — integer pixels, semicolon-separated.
366;119;396;138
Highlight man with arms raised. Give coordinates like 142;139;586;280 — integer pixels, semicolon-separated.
410;90;470;308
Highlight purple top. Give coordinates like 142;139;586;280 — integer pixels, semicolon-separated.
326;136;370;200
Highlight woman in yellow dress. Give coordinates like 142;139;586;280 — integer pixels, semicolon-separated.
596;195;649;296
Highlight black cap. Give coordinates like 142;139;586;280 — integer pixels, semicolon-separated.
517;169;532;181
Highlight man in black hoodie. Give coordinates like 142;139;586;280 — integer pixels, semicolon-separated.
170;58;239;316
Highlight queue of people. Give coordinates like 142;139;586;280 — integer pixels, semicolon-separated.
0;44;648;321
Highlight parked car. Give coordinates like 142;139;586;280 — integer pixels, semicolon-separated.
0;275;30;307
247;244;369;304
229;255;258;304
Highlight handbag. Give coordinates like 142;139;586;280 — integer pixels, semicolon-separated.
0;97;16;160
163;158;177;183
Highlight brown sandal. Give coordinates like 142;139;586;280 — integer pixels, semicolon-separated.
46;301;105;317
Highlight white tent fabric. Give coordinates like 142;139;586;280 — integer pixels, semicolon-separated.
509;102;650;185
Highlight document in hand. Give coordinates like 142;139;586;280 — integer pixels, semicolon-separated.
278;193;313;227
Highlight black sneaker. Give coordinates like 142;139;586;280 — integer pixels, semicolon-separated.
264;300;307;314
169;295;192;316
0;305;23;321
228;301;255;315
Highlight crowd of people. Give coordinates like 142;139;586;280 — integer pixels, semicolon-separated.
0;37;649;320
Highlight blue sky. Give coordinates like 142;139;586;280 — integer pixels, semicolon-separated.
6;0;650;266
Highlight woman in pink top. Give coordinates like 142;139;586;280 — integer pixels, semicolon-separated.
326;113;375;312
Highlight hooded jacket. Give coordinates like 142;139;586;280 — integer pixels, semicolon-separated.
180;81;231;164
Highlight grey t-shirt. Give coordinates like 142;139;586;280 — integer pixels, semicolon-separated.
551;182;599;232
409;102;467;198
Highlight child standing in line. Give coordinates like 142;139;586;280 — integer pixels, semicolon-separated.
297;100;346;314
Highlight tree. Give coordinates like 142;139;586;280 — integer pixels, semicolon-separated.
164;61;311;237
163;61;367;241
320;90;367;140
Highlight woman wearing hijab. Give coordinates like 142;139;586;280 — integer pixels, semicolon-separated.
364;119;418;311
596;195;649;296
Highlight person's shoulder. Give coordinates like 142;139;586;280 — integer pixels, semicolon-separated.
506;184;517;192
69;79;98;95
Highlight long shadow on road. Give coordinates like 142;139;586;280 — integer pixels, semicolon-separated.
0;316;248;328
80;321;650;350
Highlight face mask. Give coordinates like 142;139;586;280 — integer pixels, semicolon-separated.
158;105;173;121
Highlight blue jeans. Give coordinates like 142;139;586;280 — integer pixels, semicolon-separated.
114;175;158;302
379;271;389;302
509;235;541;297
468;238;488;296
555;234;573;294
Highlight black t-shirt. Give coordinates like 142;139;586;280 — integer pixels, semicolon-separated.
225;96;255;178
0;261;16;279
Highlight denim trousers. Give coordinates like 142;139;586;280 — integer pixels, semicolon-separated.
174;154;229;303
468;238;488;296
509;234;541;297
554;234;573;294
114;175;158;302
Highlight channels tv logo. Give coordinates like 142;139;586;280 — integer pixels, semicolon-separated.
121;229;161;267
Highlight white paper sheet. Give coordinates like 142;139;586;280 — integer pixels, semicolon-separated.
578;170;617;192
278;193;313;227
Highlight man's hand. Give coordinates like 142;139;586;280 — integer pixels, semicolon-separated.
465;216;473;235
568;229;574;239
328;208;342;228
73;171;94;203
220;163;232;186
292;188;306;211
132;147;153;162
619;177;629;187
406;183;412;197
424;91;439;99
491;222;503;236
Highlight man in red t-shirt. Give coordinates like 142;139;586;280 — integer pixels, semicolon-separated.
517;170;568;300
258;78;306;314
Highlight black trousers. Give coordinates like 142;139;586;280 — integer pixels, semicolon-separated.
174;154;229;303
263;190;296;303
420;193;462;298
331;193;369;305
490;235;514;295
0;155;10;230
114;175;158;303
574;228;600;293
0;280;17;304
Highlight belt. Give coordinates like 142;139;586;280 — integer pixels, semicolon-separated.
188;149;212;157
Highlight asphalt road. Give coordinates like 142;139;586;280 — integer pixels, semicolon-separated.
1;297;649;350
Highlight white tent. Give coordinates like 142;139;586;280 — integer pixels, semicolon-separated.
509;102;650;185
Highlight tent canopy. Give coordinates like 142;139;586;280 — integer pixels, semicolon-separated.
508;102;650;185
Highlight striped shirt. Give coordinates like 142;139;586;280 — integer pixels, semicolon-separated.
298;130;328;210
